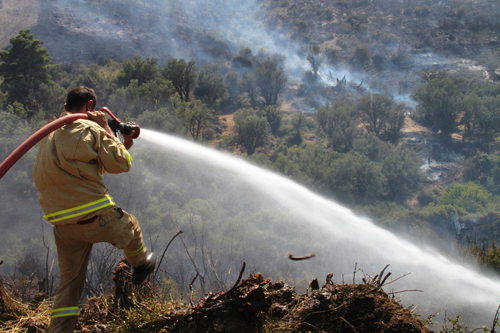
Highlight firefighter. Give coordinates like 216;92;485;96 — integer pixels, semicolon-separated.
33;86;157;332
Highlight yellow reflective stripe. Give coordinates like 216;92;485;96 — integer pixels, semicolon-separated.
52;306;79;318
44;197;115;223
125;149;133;164
124;243;144;257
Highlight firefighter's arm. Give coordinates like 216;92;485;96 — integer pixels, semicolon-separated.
87;110;115;138
83;123;131;174
97;133;133;174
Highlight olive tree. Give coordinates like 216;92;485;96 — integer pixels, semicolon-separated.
254;57;287;106
233;108;270;154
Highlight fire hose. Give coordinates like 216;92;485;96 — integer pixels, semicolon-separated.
0;107;139;180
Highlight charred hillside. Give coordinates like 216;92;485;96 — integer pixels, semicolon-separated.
263;0;500;67
1;0;499;78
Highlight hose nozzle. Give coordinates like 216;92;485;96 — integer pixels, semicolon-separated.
100;107;140;139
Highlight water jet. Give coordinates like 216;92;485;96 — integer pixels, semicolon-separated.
133;129;500;329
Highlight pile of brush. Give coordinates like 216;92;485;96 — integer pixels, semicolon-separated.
1;260;433;333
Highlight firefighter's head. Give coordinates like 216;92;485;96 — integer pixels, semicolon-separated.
65;86;97;113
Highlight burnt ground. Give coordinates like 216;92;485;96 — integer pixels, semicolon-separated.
0;262;433;333
1;0;499;78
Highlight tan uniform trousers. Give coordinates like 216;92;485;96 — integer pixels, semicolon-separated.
49;206;148;333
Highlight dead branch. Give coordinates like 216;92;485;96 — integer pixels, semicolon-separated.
153;229;183;283
382;272;411;286
309;278;320;290
326;272;333;285
371;264;391;287
214;261;246;301
287;253;316;261
492;304;500;333
112;261;133;312
379;272;392;286
189;271;199;307
387;289;424;295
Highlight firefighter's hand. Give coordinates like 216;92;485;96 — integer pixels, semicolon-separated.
122;122;136;150
87;110;114;138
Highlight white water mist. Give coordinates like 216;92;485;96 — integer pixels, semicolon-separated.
138;129;500;328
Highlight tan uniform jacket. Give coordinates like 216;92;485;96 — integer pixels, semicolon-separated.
33;112;132;225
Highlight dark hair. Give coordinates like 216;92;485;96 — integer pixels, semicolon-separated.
65;86;97;112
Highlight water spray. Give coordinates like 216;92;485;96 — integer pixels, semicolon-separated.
0;107;140;180
136;129;500;328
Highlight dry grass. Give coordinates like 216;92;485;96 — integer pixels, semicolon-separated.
0;296;51;332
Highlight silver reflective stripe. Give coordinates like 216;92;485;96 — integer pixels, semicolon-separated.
52;306;79;318
44;197;115;223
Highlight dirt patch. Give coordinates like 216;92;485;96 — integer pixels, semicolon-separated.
219;114;234;137
402;115;432;134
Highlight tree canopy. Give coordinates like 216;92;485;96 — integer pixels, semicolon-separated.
0;30;55;118
254;57;287;106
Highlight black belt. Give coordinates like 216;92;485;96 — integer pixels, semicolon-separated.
77;215;98;225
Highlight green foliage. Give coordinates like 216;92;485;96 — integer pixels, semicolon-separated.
306;45;322;78
194;64;227;109
0;30;57;120
231;48;254;70
417;188;437;206
460;82;500;143
352;133;391;161
254;57;287;106
461;152;500;197
64;62;118;104
163;58;196;102
35;82;67;118
239;71;259;108
325;152;386;203
2;26;500;320
466;240;500;275
182;100;218;141
107;295;180;332
137;108;184;134
223;70;240;110
116;56;160;87
0;30;52;86
260;105;282;136
351;45;372;68
107;78;177;118
357;202;409;228
390;45;409;68
357;94;406;143
233;108;270;154
289;113;308;145
411;72;463;138
315;101;358;152
438;182;492;214
381;147;422;201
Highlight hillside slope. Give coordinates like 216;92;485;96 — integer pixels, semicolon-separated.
1;0;498;77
